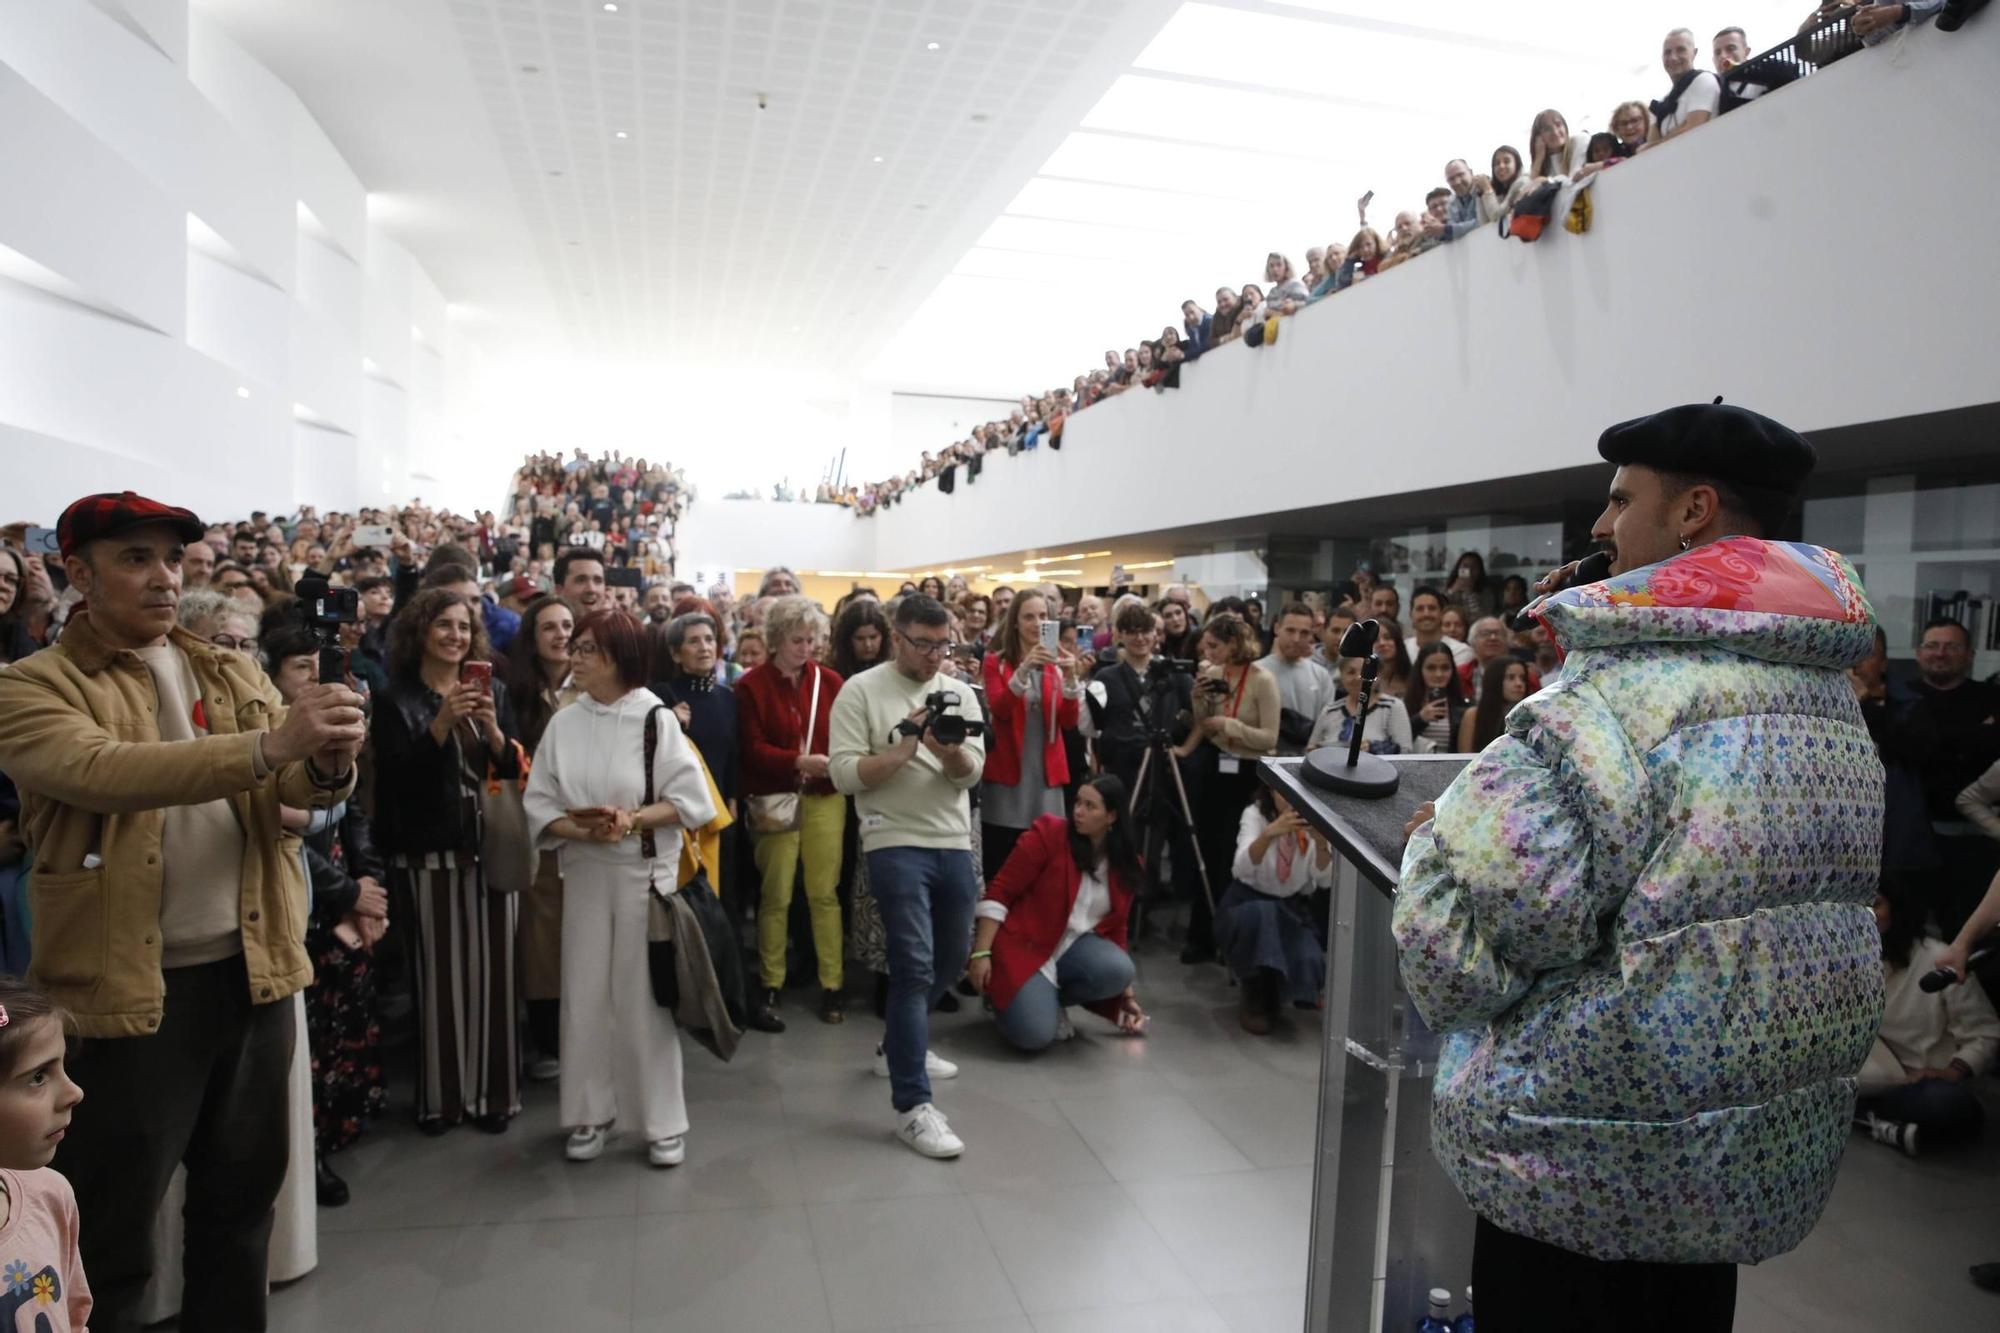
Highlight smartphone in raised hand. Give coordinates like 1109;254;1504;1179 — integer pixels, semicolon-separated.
461;660;493;693
1038;619;1061;655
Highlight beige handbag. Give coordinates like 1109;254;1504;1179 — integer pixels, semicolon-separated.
746;665;820;835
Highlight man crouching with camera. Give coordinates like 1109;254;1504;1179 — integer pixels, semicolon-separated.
829;595;987;1158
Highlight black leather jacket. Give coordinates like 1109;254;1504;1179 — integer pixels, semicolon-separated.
303;801;386;923
369;673;523;857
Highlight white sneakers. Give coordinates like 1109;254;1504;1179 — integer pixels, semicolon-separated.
527;1056;561;1082
565;1125;685;1168
873;1043;959;1080
1861;1112;1920;1158
897;1103;965;1159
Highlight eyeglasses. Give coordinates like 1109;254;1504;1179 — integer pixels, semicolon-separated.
896;629;950;657
210;634;258;652
570;639;601;657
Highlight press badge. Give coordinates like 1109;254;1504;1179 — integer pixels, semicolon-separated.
1217;756;1241;775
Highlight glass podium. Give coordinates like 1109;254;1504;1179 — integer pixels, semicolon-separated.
1259;755;1477;1333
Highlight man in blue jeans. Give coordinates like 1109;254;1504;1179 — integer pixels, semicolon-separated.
829;596;987;1158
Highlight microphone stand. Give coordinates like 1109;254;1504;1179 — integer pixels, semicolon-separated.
1302;620;1399;799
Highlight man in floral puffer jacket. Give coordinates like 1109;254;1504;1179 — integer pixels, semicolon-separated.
1394;403;1884;1332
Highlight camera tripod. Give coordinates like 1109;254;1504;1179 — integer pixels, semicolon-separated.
1124;725;1217;944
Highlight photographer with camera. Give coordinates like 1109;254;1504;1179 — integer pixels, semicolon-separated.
1175;613;1280;964
828;596;987;1160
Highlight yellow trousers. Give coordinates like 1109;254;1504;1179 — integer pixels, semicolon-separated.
753;792;847;991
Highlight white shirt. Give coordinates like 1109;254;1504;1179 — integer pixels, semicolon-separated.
1230;804;1334;900
521;687;717;874
1857;938;2000;1095
1405;634;1474;669
1043;864;1111;984
1661;70;1721;134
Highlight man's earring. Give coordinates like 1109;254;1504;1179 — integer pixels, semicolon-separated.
1679;533;1692;551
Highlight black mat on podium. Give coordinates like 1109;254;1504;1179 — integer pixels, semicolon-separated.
1258;755;1470;894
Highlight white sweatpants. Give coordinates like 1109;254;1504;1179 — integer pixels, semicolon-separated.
559;860;688;1142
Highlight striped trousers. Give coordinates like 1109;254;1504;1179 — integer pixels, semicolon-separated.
392;852;521;1125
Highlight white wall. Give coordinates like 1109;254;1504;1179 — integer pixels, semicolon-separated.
866;24;2000;573
0;0;464;525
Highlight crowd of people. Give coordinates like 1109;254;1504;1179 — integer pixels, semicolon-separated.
0;412;1996;1325
830;6;1985;517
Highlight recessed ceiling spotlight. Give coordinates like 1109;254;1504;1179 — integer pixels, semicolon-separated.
548;169;564;177
521;64;541;74
970;112;990;123
871;154;884;163
925;40;940;50
790;324;801;333
602;2;618;11
236;386;251;399
874;264;888;271
567;240;580;246
614;130;629;139
913;203;928;210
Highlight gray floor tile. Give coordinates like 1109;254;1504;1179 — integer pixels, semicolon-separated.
1736;1218;1968;1332
784;1077;969;1204
634;1102;805;1214
268;1224;457;1332
843;1320;1034;1333
969;1182;1202;1314
433;1215;636;1333
1028;1298;1232;1332
808;1193;1023;1331
631;1204;832;1331
938;1094;1114;1194
1182;1079;1319;1168
1125;1167;1315;1298
457;1130;642;1224
1206;1285;1307;1333
1054;1087;1254;1183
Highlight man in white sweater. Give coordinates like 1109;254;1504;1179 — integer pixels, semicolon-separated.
829;596;987;1158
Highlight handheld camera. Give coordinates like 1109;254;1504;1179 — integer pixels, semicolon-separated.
892;690;988;747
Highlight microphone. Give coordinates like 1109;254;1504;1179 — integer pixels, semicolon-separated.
1920;947;1992;994
1335;618;1377;659
1507;550;1614;632
1301;617;1399;799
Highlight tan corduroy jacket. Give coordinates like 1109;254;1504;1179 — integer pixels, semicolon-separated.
0;615;354;1037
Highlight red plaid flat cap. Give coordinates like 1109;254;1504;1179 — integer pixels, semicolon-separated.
57;491;207;559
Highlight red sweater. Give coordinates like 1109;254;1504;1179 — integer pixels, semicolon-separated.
982;654;1080;789
735;660;842;797
981;815;1135;1019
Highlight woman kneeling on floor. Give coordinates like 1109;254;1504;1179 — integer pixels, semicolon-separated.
1217;786;1330;1034
967;776;1148;1049
524;609;718;1168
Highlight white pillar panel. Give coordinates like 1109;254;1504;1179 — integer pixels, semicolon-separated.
186;247;287;389
0;65;184;337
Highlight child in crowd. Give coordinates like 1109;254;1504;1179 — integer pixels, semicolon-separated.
0;977;91;1330
1855;881;1999;1157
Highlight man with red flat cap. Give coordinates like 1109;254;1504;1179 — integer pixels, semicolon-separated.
0;492;366;1333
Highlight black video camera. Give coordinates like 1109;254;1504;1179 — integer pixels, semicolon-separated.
293;570;360;685
892;690;987;747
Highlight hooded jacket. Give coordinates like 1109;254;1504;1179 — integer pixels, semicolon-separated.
1392;537;1884;1264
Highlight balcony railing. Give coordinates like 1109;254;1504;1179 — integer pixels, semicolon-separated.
1722;6;1864;108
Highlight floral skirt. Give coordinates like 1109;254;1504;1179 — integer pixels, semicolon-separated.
307;921;387;1154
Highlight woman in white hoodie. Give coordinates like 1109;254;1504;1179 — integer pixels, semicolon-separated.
1854;880;2000;1157
525;609;717;1167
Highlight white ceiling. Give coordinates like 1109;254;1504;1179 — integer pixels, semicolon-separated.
196;0;1813;491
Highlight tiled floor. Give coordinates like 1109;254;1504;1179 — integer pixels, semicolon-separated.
270;948;2000;1331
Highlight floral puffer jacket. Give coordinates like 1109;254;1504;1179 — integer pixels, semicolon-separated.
1392;538;1884;1264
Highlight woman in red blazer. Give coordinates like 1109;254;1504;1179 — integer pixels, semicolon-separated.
980;590;1085;881
967;777;1149;1051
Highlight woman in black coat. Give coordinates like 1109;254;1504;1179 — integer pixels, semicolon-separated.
370;588;525;1134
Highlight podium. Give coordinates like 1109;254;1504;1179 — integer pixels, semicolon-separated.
1260;754;1477;1333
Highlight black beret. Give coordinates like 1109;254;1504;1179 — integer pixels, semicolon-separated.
1597;401;1816;499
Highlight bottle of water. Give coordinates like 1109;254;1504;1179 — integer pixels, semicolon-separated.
1453;1286;1474;1333
1416;1288;1454;1333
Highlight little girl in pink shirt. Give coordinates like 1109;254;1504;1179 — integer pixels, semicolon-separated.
0;979;89;1331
